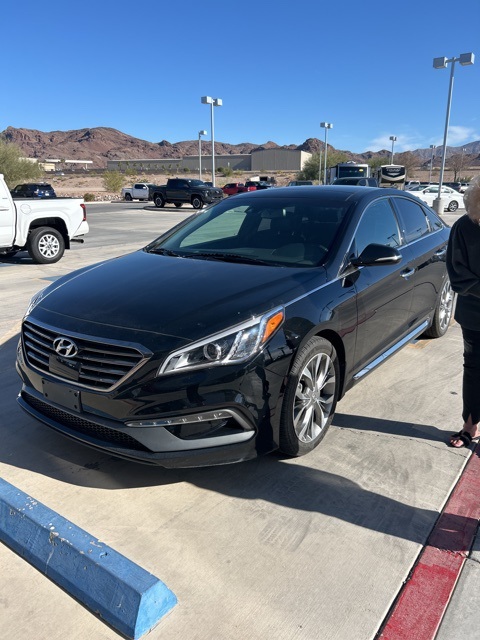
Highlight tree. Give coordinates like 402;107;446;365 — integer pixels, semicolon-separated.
393;151;417;179
297;149;349;182
448;153;468;181
102;171;124;193
0;140;43;187
368;157;387;172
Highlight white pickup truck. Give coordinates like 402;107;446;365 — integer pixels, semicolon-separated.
121;183;156;201
0;174;89;264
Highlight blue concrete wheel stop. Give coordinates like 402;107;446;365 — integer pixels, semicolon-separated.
0;478;177;639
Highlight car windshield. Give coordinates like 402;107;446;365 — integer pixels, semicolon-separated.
145;195;351;267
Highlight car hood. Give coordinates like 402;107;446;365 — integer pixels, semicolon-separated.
31;250;326;346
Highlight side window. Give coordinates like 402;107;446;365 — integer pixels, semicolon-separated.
394;198;430;243
353;199;402;256
423;207;443;232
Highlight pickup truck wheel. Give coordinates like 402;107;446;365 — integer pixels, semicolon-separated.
174;203;183;208
27;227;65;264
124;193;132;201
192;196;203;209
154;194;165;208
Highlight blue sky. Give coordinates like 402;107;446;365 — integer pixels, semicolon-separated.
3;0;479;153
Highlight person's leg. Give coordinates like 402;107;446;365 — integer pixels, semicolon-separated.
450;327;480;447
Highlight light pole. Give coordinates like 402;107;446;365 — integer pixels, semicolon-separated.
201;96;223;187
320;122;333;184
429;144;436;184
389;136;397;164
432;52;475;213
461;146;466;180
198;130;207;181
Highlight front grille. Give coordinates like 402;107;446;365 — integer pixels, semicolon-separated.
23;319;151;391
23;392;149;451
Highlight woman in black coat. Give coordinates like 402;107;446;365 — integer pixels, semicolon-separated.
446;176;480;447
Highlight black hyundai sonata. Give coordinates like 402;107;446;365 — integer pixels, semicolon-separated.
16;186;453;467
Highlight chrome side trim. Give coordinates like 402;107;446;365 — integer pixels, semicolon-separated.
353;320;430;380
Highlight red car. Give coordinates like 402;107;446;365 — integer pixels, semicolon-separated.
222;182;245;196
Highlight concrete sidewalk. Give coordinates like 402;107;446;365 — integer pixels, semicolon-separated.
1;316;478;639
1;208;478;640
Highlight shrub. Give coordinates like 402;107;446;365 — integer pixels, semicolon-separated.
83;193;96;202
103;171;124;192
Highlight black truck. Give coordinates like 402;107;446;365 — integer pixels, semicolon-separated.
151;179;223;209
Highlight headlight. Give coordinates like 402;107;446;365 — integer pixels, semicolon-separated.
24;287;48;317
158;307;284;375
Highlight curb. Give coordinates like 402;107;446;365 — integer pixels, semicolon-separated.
0;478;177;639
378;445;480;639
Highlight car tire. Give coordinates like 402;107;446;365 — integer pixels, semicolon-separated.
447;200;459;212
154;194;165;208
124;193;132;201
192;196;203;209
174;203;183;208
279;336;339;457
423;277;454;338
27;227;65;264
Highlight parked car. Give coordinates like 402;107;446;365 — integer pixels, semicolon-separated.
151;178;223;209
408;185;464;211
222;182;245;196
11;183;56;198
287;181;313;186
121;183;159;201
1;174;88;264
17;186;452;467
332;177;378;187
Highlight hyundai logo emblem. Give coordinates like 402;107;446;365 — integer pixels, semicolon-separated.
53;337;78;358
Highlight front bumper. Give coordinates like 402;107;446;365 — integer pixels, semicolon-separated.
16;331;291;467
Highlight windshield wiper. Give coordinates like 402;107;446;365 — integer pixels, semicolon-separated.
148;247;181;257
189;252;271;265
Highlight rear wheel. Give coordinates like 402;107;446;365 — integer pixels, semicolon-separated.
279;337;339;457
27;227;65;264
124;193;132;201
423;278;454;338
447;200;459;212
154;194;165;208
191;195;203;209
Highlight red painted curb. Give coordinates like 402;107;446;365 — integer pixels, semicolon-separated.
379;447;480;639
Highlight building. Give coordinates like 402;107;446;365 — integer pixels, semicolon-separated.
107;149;311;173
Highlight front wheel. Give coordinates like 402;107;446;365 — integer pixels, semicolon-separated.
124;193;132;201
27;227;65;264
154;194;165;208
191;196;203;209
447;200;459;212
423;277;454;338
279;337;339;457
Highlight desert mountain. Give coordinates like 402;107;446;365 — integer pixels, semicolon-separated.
1;126;480;169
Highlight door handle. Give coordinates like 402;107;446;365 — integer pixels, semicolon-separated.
401;268;416;279
435;248;447;258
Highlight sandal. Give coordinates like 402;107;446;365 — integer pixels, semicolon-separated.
449;431;478;448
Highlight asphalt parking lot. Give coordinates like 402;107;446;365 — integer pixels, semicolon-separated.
0;204;474;639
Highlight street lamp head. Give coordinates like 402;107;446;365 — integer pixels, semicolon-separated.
320;122;333;129
201;96;213;104
213;98;223;107
389;135;397;141
459;52;475;66
430;144;436;149
433;56;448;69
199;130;207;137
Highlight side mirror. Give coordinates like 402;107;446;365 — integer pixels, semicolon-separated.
351;243;402;267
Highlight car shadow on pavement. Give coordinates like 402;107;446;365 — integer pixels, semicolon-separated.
333;412;449;443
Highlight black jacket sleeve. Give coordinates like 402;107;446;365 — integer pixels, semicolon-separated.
446;218;480;299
